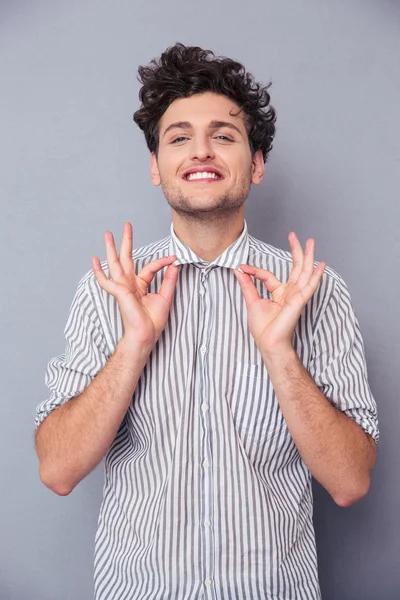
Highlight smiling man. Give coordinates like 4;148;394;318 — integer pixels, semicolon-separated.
34;43;378;599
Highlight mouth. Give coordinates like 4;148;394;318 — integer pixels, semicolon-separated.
182;168;224;183
184;175;223;183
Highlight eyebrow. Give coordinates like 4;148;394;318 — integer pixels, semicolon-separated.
162;120;243;138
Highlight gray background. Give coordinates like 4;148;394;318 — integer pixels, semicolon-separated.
1;0;399;598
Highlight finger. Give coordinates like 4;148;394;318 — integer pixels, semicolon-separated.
302;261;326;300
92;256;118;294
119;222;134;274
287;232;304;283
296;238;316;287
233;269;261;306
137;255;178;287
238;264;282;294
158;263;180;306
105;231;125;281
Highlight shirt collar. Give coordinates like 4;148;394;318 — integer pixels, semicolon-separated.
168;219;250;271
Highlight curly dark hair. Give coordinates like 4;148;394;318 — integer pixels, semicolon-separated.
133;43;276;163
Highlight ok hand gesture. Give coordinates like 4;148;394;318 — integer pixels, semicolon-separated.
92;222;180;350
233;232;326;356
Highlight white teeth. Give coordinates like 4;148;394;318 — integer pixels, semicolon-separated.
187;172;219;181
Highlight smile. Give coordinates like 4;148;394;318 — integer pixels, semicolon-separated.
184;172;223;181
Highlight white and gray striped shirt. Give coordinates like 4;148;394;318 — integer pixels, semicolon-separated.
35;220;379;600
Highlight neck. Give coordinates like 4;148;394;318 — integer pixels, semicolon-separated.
171;210;245;262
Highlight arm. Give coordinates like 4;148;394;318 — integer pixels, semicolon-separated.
233;232;378;506
261;347;376;506
35;222;179;496
35;335;152;496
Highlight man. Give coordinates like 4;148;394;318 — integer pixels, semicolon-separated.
35;43;378;599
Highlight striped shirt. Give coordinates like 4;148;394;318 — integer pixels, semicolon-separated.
35;219;379;600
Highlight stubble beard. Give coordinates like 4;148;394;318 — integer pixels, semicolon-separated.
160;170;253;224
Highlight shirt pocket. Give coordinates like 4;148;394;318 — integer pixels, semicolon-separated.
230;361;287;445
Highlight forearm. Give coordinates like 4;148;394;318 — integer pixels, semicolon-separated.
261;347;376;506
35;335;152;495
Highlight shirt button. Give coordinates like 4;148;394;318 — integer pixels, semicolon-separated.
203;460;210;469
199;288;205;296
204;520;211;527
201;403;209;411
200;345;207;354
204;578;212;586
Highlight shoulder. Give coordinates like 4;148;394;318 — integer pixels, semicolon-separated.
75;234;172;292
247;234;345;292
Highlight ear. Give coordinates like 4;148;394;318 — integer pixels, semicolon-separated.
251;149;265;185
150;152;161;186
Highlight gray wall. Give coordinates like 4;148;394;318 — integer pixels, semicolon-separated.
1;1;399;598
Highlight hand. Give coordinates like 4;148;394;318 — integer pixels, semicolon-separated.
233;232;326;356
92;222;180;349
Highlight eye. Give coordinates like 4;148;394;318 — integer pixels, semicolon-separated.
170;135;234;144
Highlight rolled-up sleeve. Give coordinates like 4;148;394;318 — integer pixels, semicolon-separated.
35;275;110;428
308;275;379;443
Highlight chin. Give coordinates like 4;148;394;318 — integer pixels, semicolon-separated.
174;199;234;212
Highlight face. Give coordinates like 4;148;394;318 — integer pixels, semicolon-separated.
150;92;264;222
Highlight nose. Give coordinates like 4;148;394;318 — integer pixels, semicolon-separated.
189;135;215;161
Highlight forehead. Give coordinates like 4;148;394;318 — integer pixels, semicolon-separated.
159;92;246;133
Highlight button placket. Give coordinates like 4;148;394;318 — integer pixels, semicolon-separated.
197;269;214;593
